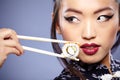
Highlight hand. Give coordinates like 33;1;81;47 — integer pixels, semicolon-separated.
0;28;23;68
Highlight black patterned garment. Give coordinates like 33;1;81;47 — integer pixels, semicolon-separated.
54;56;120;80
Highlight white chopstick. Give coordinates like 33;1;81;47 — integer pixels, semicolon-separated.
22;46;79;61
17;35;68;43
17;35;79;61
22;46;65;58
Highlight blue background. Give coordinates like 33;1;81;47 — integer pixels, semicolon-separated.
0;0;120;80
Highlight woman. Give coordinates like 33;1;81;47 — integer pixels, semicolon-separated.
51;0;120;80
0;0;120;80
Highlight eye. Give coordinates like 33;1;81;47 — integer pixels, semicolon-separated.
97;15;114;22
64;16;80;23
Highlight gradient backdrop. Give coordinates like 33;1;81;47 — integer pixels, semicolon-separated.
0;0;120;80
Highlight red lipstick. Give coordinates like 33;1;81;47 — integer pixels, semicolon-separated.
80;43;100;55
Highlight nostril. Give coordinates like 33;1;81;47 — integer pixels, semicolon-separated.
81;29;96;40
82;36;96;40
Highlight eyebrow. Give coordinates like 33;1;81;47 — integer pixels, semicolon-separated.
94;7;114;14
65;8;82;14
65;7;114;14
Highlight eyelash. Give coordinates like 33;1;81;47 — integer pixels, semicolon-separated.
97;15;114;22
64;15;114;23
64;16;80;23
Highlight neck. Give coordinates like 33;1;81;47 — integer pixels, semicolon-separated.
101;52;112;73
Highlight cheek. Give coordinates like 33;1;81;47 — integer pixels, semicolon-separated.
60;27;76;41
59;18;81;41
100;25;118;48
60;23;80;41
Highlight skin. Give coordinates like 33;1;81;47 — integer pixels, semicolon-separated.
56;0;120;71
0;28;23;67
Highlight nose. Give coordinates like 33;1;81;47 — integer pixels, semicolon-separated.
81;20;96;40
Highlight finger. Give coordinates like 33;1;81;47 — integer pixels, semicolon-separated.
7;47;22;56
0;28;18;42
0;46;22;56
0;40;24;54
0;46;21;68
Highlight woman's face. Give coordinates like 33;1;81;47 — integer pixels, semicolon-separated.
56;0;119;64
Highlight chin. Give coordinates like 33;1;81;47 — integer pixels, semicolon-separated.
79;57;102;64
82;60;99;64
78;52;106;64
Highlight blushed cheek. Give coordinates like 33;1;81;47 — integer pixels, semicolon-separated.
59;23;75;41
61;29;75;41
106;27;118;48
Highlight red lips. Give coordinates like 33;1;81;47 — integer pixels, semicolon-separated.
80;43;100;55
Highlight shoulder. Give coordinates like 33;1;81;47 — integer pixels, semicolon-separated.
114;59;120;64
112;58;120;71
54;69;80;80
114;59;120;67
113;58;120;65
111;55;120;66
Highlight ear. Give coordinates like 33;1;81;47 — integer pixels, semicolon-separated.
51;12;62;34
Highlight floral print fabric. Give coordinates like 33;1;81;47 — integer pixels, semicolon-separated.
54;56;120;80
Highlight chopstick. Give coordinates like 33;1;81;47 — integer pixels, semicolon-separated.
22;45;79;61
17;35;69;43
17;35;79;61
22;46;65;58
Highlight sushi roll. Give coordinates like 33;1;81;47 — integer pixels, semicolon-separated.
62;43;80;61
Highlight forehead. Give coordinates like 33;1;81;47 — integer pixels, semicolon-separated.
60;0;118;12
